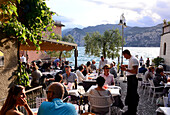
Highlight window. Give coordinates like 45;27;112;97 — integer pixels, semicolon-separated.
0;51;4;66
163;43;166;55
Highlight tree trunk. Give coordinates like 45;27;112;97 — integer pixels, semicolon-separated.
103;42;106;58
59;51;63;67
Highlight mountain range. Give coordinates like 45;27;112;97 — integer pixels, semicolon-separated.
62;24;163;47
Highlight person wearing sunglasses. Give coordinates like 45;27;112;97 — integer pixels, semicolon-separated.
37;82;77;115
99;64;115;85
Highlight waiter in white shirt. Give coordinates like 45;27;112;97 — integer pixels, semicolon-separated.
121;49;139;115
99;56;108;73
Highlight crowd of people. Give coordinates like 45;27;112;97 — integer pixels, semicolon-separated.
1;50;170;115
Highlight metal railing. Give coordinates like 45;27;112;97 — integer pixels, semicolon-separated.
0;86;44;114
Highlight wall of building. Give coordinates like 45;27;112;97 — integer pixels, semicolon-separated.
0;36;18;103
160;33;170;70
24;24;62;63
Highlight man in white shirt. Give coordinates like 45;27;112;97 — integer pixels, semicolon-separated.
121;49;139;115
100;64;114;85
20;55;26;63
99;56;108;73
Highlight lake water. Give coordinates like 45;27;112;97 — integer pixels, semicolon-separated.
67;47;160;68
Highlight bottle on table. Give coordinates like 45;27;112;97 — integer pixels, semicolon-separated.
74;79;77;89
67;96;71;103
79;95;84;114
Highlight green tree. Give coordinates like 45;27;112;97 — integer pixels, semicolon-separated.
84;28;122;59
0;0;54;87
152;56;164;67
46;34;75;60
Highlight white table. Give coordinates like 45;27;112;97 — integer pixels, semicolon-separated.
68;86;85;97
156;107;170;115
84;85;121;96
42;70;62;76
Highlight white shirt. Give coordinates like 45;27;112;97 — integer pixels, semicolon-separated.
76;70;86;83
100;73;114;85
126;56;139;76
20;55;26;63
99;59;108;69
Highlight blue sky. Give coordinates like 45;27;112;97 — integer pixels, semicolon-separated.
46;0;170;29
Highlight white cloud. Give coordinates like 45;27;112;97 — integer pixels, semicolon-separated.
46;0;170;28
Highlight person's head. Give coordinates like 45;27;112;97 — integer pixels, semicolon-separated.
122;49;131;59
55;73;63;83
112;61;116;66
142;64;145;68
149;66;154;72
101;56;104;61
65;65;71;74
65;61;69;65
87;61;91;67
156;67;164;74
1;85;26;115
96;76;105;87
32;66;38;71
103;64;110;74
92;60;96;64
46;82;64;101
78;65;84;72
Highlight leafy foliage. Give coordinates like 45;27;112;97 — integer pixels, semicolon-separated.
152;56;164;67
84;28;122;59
0;0;55;50
46;34;75;59
0;0;55;87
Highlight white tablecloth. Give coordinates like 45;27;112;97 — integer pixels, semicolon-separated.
84;85;121;96
156;107;170;115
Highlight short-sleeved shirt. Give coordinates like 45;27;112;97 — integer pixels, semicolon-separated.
100;73;114;85
99;59;108;69
127;56;139;76
37;98;77;115
62;72;77;84
76;70;86;83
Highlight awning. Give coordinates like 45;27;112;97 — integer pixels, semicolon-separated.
20;39;77;51
20;39;78;69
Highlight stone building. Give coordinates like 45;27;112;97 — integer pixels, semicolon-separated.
160;23;170;70
0;35;18;102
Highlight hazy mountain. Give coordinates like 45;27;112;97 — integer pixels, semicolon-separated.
62;24;163;47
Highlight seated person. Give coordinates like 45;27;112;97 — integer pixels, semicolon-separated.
62;65;77;84
110;62;117;78
31;66;42;87
0;85;33;115
45;73;68;99
91;60;97;71
100;64;115;85
153;67;167;92
89;76;114;114
145;66;155;81
87;61;92;73
76;65;86;84
37;82;77;115
139;64;147;75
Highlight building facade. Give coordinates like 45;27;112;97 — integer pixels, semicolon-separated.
160;24;170;70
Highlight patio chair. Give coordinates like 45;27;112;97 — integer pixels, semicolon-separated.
140;73;150;95
88;95;113;115
148;79;164;104
36;97;46;108
163;96;168;107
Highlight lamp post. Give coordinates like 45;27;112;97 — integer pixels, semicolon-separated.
119;13;126;77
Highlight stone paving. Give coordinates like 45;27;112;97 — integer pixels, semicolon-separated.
117;76;157;115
